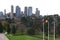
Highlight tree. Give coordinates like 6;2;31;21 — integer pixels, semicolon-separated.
0;23;3;33
57;23;60;35
6;24;11;34
12;26;16;34
1;21;8;32
27;28;35;35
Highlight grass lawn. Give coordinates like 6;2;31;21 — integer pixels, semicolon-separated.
6;34;40;40
6;34;60;40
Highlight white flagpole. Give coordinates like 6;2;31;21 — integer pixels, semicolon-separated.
48;21;49;40
54;18;55;40
43;19;44;40
47;14;49;40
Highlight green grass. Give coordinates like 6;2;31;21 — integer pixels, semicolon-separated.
7;34;40;40
55;36;60;40
6;34;60;40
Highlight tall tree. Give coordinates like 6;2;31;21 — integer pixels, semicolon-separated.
6;24;11;34
0;23;3;33
12;26;16;34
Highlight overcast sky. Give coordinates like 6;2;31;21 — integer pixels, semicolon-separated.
0;0;60;15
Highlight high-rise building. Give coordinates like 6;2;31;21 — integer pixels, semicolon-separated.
28;7;32;16
0;11;5;19
11;5;14;13
4;9;6;15
10;5;14;19
24;7;28;17
15;6;21;18
0;11;3;16
35;8;40;17
4;9;7;18
21;11;24;17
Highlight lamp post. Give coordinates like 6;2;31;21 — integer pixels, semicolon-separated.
48;20;49;40
43;18;44;40
54;18;55;40
45;19;49;40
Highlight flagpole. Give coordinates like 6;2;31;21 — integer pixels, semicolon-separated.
43;19;44;40
48;21;49;40
54;18;55;40
47;14;49;40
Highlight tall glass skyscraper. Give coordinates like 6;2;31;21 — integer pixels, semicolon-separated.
15;6;21;18
24;7;28;17
28;7;32;16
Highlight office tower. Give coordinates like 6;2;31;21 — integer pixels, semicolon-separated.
24;7;28;17
4;9;6;15
0;11;4;19
11;5;14;13
35;8;40;17
21;11;24;17
10;5;14;19
15;6;21;18
28;7;32;16
4;9;7;18
0;11;3;16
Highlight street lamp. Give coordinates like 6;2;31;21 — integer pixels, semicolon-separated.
45;20;48;23
54;18;56;40
45;19;49;40
43;17;50;40
43;18;44;40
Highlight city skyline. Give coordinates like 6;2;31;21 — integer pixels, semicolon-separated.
0;5;40;15
0;5;41;19
0;0;60;16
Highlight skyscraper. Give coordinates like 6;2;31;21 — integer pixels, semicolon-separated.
35;8;40;17
11;5;14;13
10;5;14;19
4;9;6;15
15;6;21;18
21;11;24;17
4;9;7;18
28;7;32;16
24;7;28;17
0;11;4;19
0;11;3;16
4;9;6;14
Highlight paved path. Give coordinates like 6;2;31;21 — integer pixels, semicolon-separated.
0;33;9;40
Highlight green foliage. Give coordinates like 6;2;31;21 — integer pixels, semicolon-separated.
21;16;42;35
6;24;11;34
27;28;35;35
21;17;27;24
12;26;16;34
57;23;60;35
0;23;3;33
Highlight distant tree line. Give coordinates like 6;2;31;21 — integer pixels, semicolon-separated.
0;15;60;37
